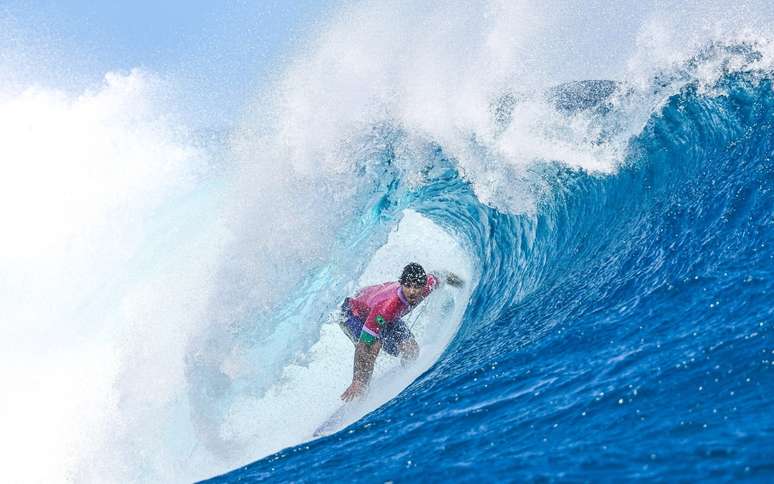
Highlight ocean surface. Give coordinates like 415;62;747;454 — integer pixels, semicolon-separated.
2;2;773;483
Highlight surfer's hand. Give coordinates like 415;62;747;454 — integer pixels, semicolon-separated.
341;381;365;402
446;272;464;288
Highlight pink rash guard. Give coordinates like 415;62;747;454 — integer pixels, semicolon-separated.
347;274;438;345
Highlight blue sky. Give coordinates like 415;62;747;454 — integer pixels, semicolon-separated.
1;1;338;126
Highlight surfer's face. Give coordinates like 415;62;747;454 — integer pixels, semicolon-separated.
402;284;423;305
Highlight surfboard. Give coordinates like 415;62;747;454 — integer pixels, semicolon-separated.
313;403;351;437
312;364;410;438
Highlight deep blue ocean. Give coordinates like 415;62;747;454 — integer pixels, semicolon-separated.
203;70;773;481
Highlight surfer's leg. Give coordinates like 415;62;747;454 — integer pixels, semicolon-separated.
383;319;418;363
397;337;419;366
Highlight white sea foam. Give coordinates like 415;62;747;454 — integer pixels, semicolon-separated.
0;70;217;483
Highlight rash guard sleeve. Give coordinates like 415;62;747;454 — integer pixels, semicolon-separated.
426;273;439;293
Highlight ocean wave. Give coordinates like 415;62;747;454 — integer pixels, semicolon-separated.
208;60;774;483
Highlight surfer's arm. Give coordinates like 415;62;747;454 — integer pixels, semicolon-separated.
341;340;381;401
431;270;464;288
353;339;381;385
341;303;394;401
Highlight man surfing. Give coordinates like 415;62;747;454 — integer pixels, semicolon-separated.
338;262;463;402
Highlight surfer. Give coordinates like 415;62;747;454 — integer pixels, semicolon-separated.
339;262;463;402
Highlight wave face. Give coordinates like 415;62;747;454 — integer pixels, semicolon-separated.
207;66;774;482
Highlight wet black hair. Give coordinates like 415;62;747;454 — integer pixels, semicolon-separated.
400;262;427;287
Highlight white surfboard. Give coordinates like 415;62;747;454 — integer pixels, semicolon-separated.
312;364;408;438
313;403;352;437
